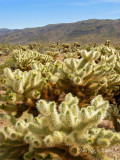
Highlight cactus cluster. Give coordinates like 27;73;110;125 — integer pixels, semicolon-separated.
0;62;62;115
0;93;120;160
12;49;54;71
2;45;120;113
11;43;81;71
0;68;43;115
0;42;120;160
46;50;120;105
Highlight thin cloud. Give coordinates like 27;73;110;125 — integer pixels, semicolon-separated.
61;0;120;6
91;0;120;3
100;0;120;2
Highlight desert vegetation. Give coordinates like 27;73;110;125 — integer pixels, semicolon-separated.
0;40;120;160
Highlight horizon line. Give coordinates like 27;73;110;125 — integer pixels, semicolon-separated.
1;18;120;30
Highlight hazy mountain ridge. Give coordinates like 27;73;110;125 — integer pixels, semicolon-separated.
0;19;120;44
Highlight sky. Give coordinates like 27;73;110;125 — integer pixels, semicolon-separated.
0;0;120;29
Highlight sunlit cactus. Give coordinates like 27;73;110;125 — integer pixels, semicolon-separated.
49;51;120;105
1;42;120;160
0;68;44;115
12;49;54;71
0;94;119;159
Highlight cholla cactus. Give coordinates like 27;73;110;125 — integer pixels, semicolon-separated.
0;94;120;160
29;49;120;105
62;43;70;49
31;61;61;80
31;61;63;90
105;40;111;47
0;66;62;115
0;68;44;115
92;45;117;56
49;50;120;105
12;49;54;71
106;105;120;120
3;68;42;96
45;51;59;57
63;52;80;59
106;104;120;131
53;50;101;85
3;49;119;109
74;42;80;48
1;43;120;160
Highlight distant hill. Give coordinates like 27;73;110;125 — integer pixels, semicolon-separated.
0;19;120;44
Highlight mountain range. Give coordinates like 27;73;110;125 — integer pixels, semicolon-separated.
0;19;120;44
